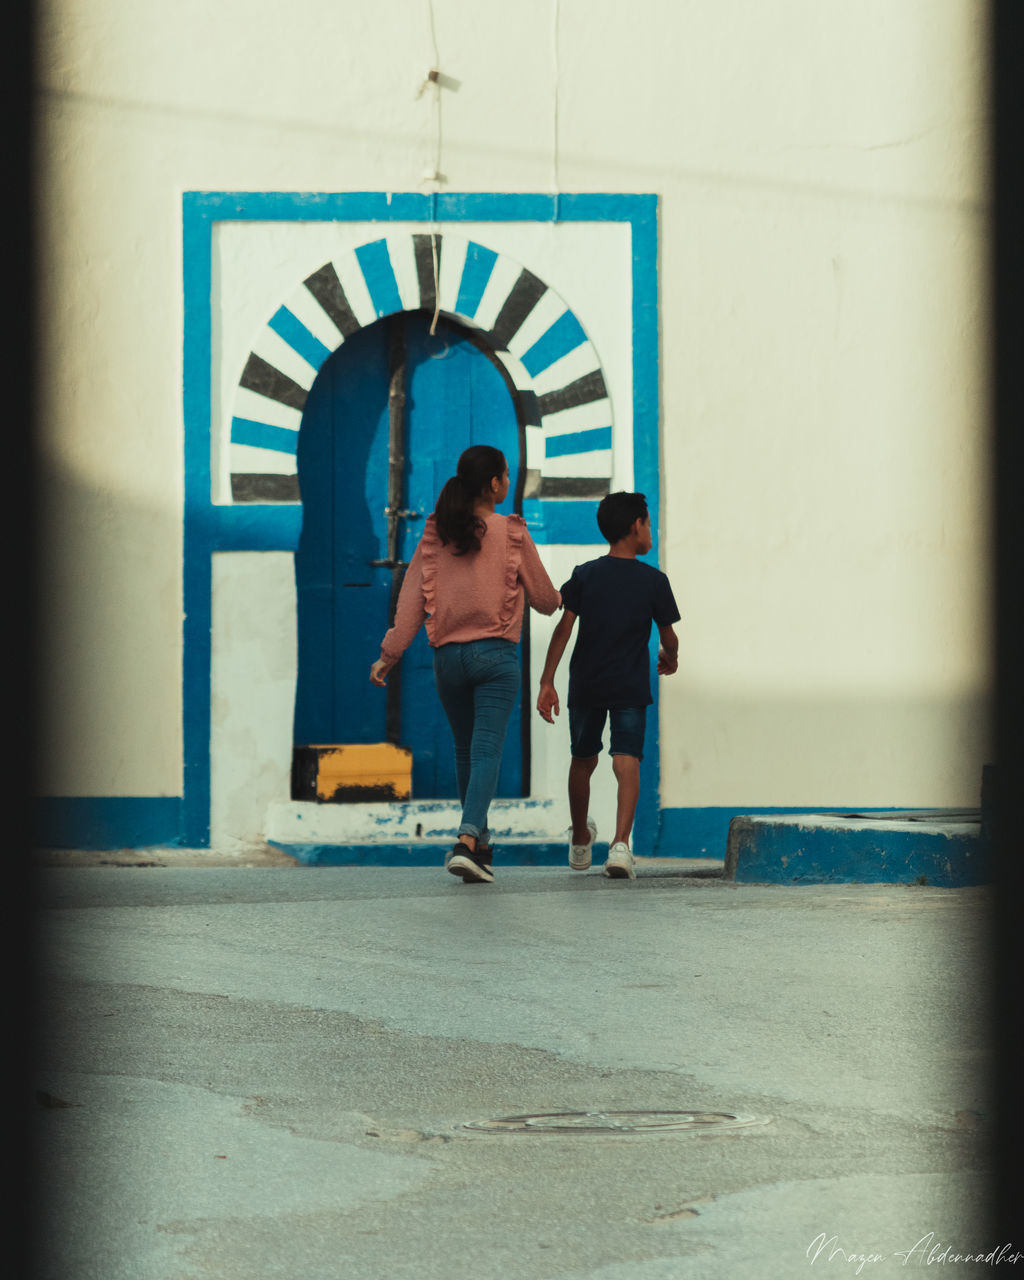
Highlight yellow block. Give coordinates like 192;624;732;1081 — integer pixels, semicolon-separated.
304;743;412;803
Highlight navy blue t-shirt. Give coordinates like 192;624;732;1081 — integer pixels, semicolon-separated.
560;556;680;709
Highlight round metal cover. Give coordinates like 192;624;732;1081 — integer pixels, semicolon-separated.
461;1110;769;1134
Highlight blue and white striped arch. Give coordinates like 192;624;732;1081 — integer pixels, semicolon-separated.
228;233;613;505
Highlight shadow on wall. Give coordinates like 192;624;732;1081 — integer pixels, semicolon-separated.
659;687;992;814
35;453;184;801
35;452;299;852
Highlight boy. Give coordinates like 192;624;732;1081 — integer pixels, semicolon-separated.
536;492;679;878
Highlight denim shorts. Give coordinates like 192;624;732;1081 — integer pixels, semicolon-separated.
568;705;646;760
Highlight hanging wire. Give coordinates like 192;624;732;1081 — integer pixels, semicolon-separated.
426;0;443;333
428;208;441;335
551;0;561;222
426;0;440;72
429;192;443;339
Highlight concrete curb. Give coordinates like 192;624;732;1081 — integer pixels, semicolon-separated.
724;813;991;887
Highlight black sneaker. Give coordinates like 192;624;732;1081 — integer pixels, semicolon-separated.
446;842;495;883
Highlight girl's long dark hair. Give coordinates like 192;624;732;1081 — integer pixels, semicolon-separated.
434;445;507;555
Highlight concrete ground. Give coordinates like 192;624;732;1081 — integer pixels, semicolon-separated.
29;850;999;1280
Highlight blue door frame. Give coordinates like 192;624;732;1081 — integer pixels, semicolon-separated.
293;310;526;798
179;192;660;850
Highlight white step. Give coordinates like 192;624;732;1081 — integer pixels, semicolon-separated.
266;797;568;845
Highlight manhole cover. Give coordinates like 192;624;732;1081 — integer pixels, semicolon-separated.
461;1110;769;1134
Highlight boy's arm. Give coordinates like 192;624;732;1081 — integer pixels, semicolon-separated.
537;610;577;722
657;623;679;675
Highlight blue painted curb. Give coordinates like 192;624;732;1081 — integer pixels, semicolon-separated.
268;840;574;867
724;814;991;887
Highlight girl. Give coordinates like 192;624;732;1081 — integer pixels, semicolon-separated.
369;445;561;882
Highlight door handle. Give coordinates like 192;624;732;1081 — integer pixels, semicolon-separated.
384;508;423;520
369;559;410;569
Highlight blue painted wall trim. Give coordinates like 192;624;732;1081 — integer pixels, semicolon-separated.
183;190;655;224
268;306;333;370
230;418;300;455
521;499;605;545
455;241;498;316
34;798;185;850
520;310;588;376
182;191;660;849
354;240;405;316
183;196;213;845
201;504;304;552
545;426;613;458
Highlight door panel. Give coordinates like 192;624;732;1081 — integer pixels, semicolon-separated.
294;321;391;748
293;312;524;799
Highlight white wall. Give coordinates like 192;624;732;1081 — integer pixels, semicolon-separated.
210;553;297;849
36;0;990;827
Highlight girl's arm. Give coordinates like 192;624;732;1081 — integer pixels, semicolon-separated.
372;543;427;683
518;527;561;615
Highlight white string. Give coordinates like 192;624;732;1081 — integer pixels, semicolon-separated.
426;0;439;67
426;0;442;332
429;204;441;336
551;0;561;222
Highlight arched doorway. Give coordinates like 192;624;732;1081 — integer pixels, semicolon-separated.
292;310;527;800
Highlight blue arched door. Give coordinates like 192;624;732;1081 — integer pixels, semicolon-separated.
293;311;525;799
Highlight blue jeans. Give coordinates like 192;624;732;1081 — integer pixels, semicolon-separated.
432;639;521;843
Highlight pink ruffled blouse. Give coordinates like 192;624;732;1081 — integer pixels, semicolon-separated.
379;513;561;662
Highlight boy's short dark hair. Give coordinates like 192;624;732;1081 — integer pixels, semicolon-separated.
597;491;649;544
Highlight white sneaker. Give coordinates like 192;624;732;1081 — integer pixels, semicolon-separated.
569;818;598;871
603;842;636;879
